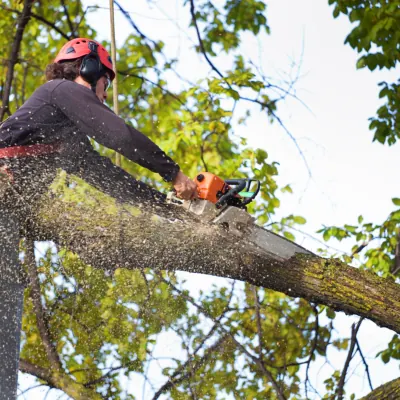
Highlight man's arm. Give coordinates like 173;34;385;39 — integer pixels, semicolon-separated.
50;80;180;182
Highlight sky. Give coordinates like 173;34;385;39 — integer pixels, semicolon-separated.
20;0;400;398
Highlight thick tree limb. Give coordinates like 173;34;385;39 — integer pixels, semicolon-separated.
27;171;400;335
361;377;400;400
19;359;54;384
19;359;103;400
0;0;34;121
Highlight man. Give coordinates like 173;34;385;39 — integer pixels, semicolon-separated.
0;37;197;398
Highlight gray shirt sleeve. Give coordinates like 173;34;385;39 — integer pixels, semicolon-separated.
50;80;180;182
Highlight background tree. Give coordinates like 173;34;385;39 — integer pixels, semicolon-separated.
0;0;399;399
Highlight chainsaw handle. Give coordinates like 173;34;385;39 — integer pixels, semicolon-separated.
215;179;247;209
241;179;261;206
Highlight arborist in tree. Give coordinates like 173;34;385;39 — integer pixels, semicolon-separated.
0;38;197;399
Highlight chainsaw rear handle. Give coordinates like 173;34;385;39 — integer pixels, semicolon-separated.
215;179;247;209
240;179;261;206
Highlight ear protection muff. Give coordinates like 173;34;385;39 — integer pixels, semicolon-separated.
79;41;106;93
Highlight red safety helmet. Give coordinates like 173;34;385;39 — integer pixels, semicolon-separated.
54;38;115;81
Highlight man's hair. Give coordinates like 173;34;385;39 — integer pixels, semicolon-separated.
45;59;81;81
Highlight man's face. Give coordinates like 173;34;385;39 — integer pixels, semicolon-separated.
95;73;111;103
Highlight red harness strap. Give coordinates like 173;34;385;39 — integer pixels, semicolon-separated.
0;143;61;158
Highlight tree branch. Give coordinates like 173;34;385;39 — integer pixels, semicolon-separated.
356;338;373;392
305;305;320;398
19;358;105;400
83;359;138;388
252;285;267;359
118;69;187;106
31;179;400;334
152;334;228;400
336;318;363;400
361;377;400;400
19;359;54;384
60;0;76;37
25;238;63;372
391;230;400;275
188;0;311;177
189;0;224;79
0;0;35;121
114;0;164;54
157;275;287;400
0;5;71;42
151;279;235;398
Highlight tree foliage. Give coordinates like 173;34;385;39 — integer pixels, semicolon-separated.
328;0;400;145
0;0;399;399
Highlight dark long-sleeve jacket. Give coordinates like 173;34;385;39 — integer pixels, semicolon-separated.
0;79;180;182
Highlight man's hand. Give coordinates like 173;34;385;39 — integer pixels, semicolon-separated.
172;170;198;200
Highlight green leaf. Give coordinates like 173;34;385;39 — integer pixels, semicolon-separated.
283;231;295;241
293;216;306;225
326;308;336;319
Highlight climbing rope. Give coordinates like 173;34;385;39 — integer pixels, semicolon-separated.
109;0;121;167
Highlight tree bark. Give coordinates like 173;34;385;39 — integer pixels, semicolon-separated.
24;170;400;334
361;377;400;400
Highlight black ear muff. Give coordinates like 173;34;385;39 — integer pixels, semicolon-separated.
79;41;106;92
80;54;102;85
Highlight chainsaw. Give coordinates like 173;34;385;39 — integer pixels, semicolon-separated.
168;172;312;262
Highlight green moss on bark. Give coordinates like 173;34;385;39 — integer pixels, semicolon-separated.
361;377;400;400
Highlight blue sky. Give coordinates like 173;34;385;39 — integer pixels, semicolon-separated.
21;0;400;398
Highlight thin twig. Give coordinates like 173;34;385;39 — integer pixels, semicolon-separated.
252;286;266;360
151;335;228;400
305;305;320;398
114;0;163;54
74;4;92;33
18;383;47;396
188;0;311;177
189;0;224;79
60;0;76;37
336;318;364;400
355;338;373;391
157;274;287;400
84;358;139;387
118;70;186;106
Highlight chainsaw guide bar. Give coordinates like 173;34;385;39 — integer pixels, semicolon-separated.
168;173;313;262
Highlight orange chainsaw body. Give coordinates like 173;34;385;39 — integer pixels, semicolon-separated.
194;172;228;204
